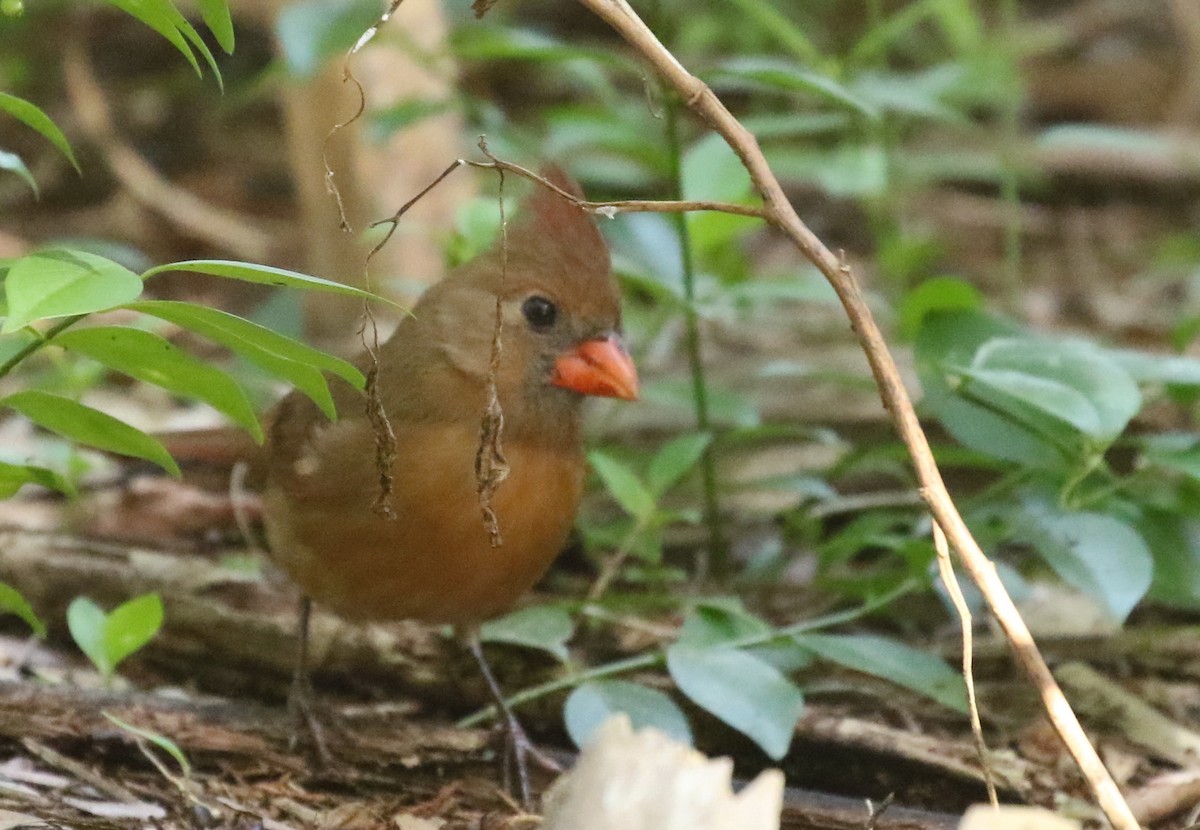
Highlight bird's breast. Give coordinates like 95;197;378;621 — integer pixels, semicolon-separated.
264;418;585;625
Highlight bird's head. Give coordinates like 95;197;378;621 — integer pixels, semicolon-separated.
500;167;637;405
417;167;637;437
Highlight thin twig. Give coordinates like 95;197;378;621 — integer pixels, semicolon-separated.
572;2;1138;828
368;156;763;256
586;515;652;602
808;490;925;519
475;140;510;548
933;523;998;808
229;461;263;556
865;793;895;830
664;94;725;580
320;63;367;233
0;317;82;380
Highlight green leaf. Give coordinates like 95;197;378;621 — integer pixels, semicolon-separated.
677;598;772;647
849;65;967;123
645;432;712;498
642;379;761;428
564;681;692;749
0;92;80;172
102;713;191;776
850;0;980;65
102;0;202;77
1022;505;1153;622
451;25;622;66
898;277;981;340
142;260;398;307
100;0;223;85
723;0;820;63
1135;508;1200;610
1107;348;1200;387
479;605;574;662
666;645;803;759
1037;124;1179;157
196;0;234;52
608;214;684;293
67;597;110;674
794;633;966;712
1142;433;1200;481
127;300;364;417
276;0;382;78
129;300;361;386
963;338;1141;441
1;390;180;476
68;594;163;678
106;592;164;666
54;327;262;442
709;58;878;119
0;149;37;196
169;10;224;88
916;311;1067;468
682;134;753;204
3;249;142;332
589;451;655;520
0;582;46;637
449;197;504;264
0;460;73;498
681;134;760;255
959;367;1101;437
764;143;889;198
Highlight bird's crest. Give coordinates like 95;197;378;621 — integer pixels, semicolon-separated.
499;165;610;287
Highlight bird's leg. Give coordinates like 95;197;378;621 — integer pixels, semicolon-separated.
287;596;333;765
465;635;562;809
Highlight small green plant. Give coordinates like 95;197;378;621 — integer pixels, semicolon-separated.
0;581;45;637
0;251;377;492
467;587;964;759
104;712;192;778
592;596;965;757
584;432;713;595
67;593;164;680
103;712;212;814
910;277;1200;618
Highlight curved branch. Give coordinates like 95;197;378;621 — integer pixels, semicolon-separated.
574;2;1139;828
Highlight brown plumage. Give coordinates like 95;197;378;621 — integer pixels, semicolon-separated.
262;170;636;628
262;170;636;799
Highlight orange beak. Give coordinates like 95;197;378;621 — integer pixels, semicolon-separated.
551;335;639;401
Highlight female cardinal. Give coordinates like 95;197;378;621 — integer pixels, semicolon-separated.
260;168;637;800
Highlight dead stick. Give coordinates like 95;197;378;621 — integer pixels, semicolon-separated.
572;1;1138;827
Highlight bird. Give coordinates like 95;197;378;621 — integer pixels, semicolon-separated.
259;167;638;802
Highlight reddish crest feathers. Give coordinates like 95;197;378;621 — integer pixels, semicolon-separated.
499;165;610;285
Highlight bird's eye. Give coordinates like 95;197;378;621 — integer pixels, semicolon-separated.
522;295;557;331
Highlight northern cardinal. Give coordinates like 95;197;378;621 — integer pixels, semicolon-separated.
260;168;638;799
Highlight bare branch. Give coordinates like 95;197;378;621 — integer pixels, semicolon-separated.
571;1;1140;827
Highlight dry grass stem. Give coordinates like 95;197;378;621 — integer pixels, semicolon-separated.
933;522;998;808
